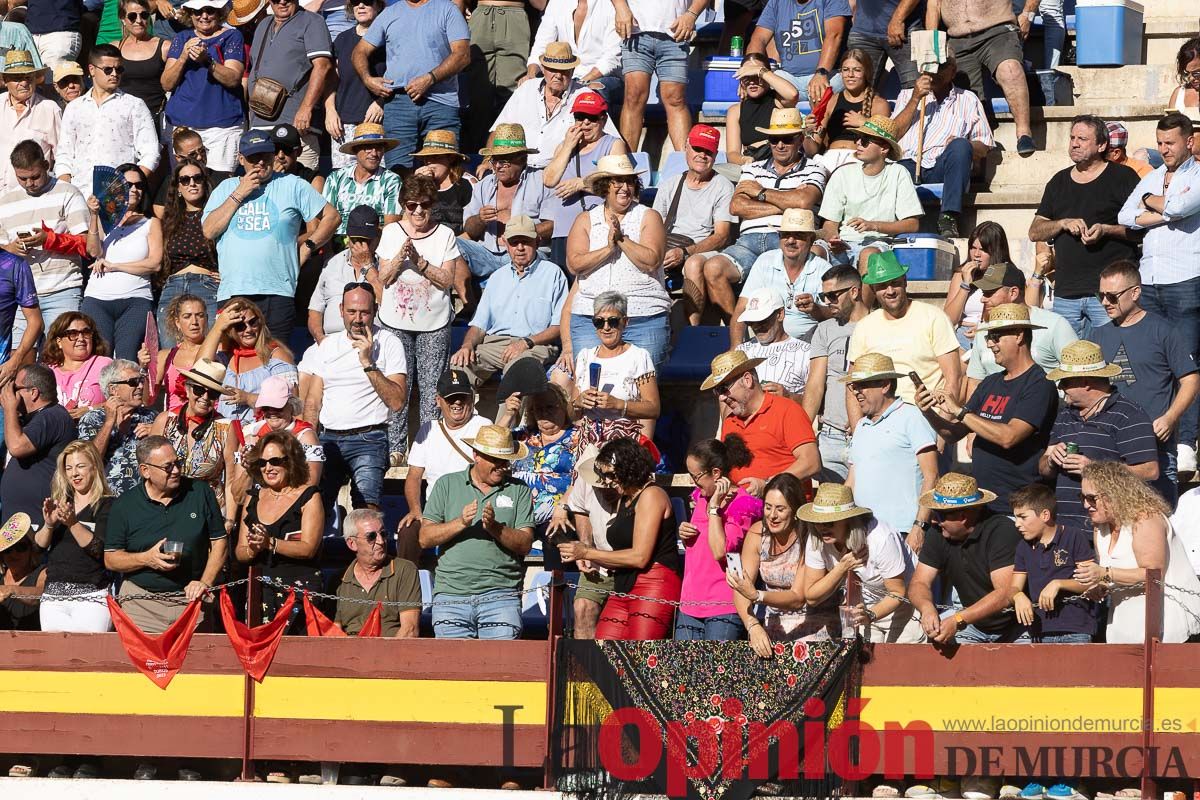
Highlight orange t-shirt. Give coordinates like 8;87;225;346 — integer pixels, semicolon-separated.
724;392;816;485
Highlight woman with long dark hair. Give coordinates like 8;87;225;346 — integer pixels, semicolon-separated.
943;220;1013;350
157;158;219;332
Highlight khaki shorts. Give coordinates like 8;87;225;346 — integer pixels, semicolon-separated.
574;570;615;605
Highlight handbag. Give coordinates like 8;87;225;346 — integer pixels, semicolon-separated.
247;27;307;121
662;175;695;253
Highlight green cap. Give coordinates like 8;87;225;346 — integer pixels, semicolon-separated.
862;250;908;285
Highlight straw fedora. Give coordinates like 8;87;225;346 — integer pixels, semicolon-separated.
797;483;872;524
0;512;31;554
463;424;529;461
480;123;539;157
179;358;236;395
227;0;266;26
840;352;905;384
539;41;580;71
1045;340;1122;382
974;303;1046;334
918;473;997;511
412;129;467;161
338;122;399;155
754;107;806;136
1;50;44;77
574;445;606;487
849;115;903;159
700;350;764;392
582;153;647;194
779;208;820;234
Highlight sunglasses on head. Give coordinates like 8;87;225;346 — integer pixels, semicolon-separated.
125;10;149;20
343;280;374;295
98;65;126;76
819;286;851;304
178;173;205;186
592;315;622;330
188;382;224;399
573;112;602;122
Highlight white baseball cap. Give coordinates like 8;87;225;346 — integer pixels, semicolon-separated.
737;288;785;323
181;0;230;10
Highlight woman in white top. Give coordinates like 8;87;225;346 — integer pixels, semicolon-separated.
1167;39;1200;123
562;154;669;368
376;175;460;465
799;482;925;643
83;163;162;361
1076;461;1200;644
942;221;1009;355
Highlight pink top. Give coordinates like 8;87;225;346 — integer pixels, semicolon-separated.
165;351;186;413
679;486;763;618
53;355;112;410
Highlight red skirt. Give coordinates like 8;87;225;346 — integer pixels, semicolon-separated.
595;563;682;641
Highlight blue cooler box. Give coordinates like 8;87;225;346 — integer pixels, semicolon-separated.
892;234;958;281
703;56;742;103
1075;0;1143;66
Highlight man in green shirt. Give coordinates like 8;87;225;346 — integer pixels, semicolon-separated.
335;508;421;637
420;424;534;639
103;436;227;634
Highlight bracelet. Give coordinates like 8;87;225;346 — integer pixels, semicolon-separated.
428;70;437;83
682;8;698;17
229;193;244;205
1028;274;1045;283
747;620;762;630
756;590;765;603
622;398;629;415
958;280;972;291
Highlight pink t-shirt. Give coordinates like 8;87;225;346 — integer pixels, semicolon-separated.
679;486;763;618
53;355;112;410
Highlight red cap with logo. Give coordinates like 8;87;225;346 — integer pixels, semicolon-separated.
688;124;721;154
571;91;608;116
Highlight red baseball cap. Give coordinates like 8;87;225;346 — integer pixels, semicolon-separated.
688;124;721;154
571;91;608;116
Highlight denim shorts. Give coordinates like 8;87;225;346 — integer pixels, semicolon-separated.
620;32;689;83
1035;632;1093;643
569;312;671;368
721;231;780;278
432;588;523;640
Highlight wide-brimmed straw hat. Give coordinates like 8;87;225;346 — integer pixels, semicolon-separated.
1;50;44;77
227;0;266;26
797;483;872;524
480;123;539;157
463;424;529;461
582;153;647;194
412;129;466;161
700;350;764;392
754;107;806;136
338;122;399;155
841;352;905;384
0;512;32;553
539;41;580;71
179;358;236;396
849;115;903;159
779;208;820;234
574;445;605;487
974;303;1046;334
918;472;997;511
1046;340;1122;382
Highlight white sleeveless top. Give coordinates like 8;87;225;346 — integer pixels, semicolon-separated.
1097;515;1200;644
87;216;154;301
571;203;670;318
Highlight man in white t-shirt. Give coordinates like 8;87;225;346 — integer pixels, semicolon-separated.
1171;486;1200;575
736;288;811;400
300;283;407;512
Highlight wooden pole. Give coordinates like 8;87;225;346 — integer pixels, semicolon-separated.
915;95;928;184
1141;567;1163;799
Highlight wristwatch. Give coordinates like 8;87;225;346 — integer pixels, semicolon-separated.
865;608;878;623
814;67;829;77
363;365;380;373
302;239;318;253
954;612;967;627
914;520;933;533
755;188;768;202
955;406;969;422
521;337;535;349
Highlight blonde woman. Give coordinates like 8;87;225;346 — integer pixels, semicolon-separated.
197;298;297;424
37;442;115;632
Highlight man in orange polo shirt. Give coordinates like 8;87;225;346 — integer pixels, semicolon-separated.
701;350;821;497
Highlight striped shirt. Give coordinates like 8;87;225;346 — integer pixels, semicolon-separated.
1048;392;1158;535
737;157;827;236
892;87;994;170
1117;157;1200;286
321;166;401;235
739;337;811;396
0;179;89;295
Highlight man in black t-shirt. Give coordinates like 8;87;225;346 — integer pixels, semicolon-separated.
0;364;78;529
916;303;1058;514
1029;114;1141;338
909;472;1028;645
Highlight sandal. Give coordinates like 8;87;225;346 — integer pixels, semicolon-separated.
873;786;902;798
266;771;292;784
8;765;34;778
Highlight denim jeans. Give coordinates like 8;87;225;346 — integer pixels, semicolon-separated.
1052;294;1110;339
81;295;154;361
1035;632;1092;643
320;426;388;510
817;427;851;482
432;587;523;640
457;237;509;278
11;285;81;352
568;312;670;368
674;611;744;641
1140;276;1200;449
1038;0;1067;67
620;32;689;83
776;69;846;97
157;272;220;347
900;137;973;214
956;621;1031;644
382;95;461;170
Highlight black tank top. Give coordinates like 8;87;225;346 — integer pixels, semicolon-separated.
826;93;866;145
606;489;681;595
247;485;322;574
121;38;167;116
738;92;776;163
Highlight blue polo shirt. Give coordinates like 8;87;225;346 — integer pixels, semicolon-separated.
468;258;568;339
0;251;38;360
1013;526;1099;637
848;398;937;533
740;249;831;340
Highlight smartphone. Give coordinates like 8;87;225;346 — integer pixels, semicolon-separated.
726;553;744;579
588;362;602;389
908;371;926;393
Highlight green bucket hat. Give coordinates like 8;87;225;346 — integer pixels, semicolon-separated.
862;250;908;285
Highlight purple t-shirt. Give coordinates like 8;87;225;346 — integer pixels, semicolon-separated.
0;251;37;360
165;27;246;128
680;486;763;618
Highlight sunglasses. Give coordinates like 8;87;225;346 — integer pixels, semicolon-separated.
818;287;851;304
343;280;374;295
145;459;184;474
231;319;261;331
1080;492;1100;507
126;179;146;189
110;375;145;388
573;113;602;122
125;10;149;20
1097;285;1136;304
253;456;289;468
98;65;126;76
179;145;207;160
60;328;93;340
347;236;373;244
768;136;796;145
592;315;622;330
404;200;432;212
855;135;884;149
178;173;205;186
188;382;224;399
352;0;379;6
593;466;617;485
361;529;385;543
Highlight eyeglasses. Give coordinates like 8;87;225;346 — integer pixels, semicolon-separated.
110;375;144;388
13;383;31;392
188;382;224;399
125;11;149;20
687;468;712;482
144;459;184;474
573;113;602;122
253;456;289;468
179;146;207;160
1096;285;1137;304
98;65;126;76
178;173;205;186
818;287;851;304
1185;70;1200;80
404;200;432;212
60;327;93;340
1080;492;1100;508
592;315;622;330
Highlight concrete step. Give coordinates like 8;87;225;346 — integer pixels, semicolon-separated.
1058;63;1177;102
1144;16;1200;65
1142;0;1200;20
983;150;1071;190
990;102;1165;153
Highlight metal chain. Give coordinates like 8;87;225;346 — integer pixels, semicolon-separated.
41;577;253;604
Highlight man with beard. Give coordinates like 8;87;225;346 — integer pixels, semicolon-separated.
300;283;407;512
321;123;402;240
76;359;157;496
735;288;811;399
0;363;76;528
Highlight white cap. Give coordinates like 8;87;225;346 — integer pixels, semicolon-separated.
737;288;785;323
181;0;230;9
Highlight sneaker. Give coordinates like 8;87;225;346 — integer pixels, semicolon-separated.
938;213;961;238
1019;783;1047;799
874;786;902;798
1000;787;1023;798
1178;443;1197;474
1017;135;1037;155
963;776;1001;799
907;779;961;798
1045;785;1084;799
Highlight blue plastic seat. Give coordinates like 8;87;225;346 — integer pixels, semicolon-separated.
660;325;728;383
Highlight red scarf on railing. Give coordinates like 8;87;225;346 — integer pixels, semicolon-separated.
220;587;295;682
106;595;202;689
302;591;382;637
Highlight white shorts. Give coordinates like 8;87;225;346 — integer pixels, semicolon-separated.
197;124;246;172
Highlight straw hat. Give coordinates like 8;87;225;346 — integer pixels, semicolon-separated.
974;303;1046;334
1;50;44;77
754;107;806;136
227;0;266;26
0;512;31;554
574;445;606;487
539;41;580;71
479;123;539;157
582;153;647;194
700;350;764;392
779;208;819;234
1045;340;1122;382
797;483;872;524
840;352;905;384
412;129;466;161
463;424;529;461
338;122;399;155
179;358;236;395
918;472;997;511
849;115;902;159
